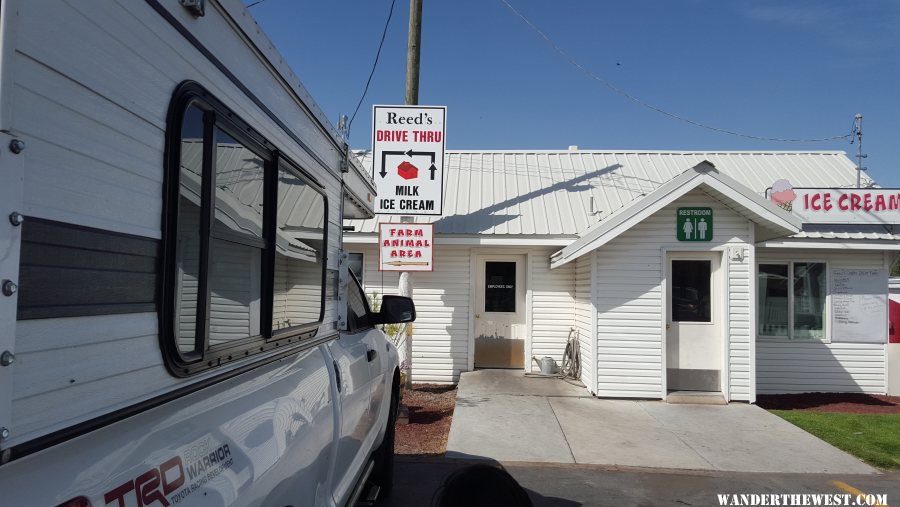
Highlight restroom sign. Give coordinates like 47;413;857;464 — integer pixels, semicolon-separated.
372;105;446;216
677;207;713;241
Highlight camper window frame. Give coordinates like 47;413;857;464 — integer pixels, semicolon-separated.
161;82;328;377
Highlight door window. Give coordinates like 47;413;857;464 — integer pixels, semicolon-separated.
671;260;711;322
484;261;516;313
347;275;373;332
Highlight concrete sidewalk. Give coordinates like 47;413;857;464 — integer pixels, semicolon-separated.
445;370;878;474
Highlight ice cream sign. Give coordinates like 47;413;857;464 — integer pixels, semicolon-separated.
372;105;446;216
766;180;900;224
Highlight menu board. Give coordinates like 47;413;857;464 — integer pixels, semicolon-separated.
831;268;887;343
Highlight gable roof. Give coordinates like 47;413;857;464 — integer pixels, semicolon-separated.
549;162;803;268
345;150;864;237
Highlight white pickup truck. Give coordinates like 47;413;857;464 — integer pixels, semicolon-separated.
0;1;412;505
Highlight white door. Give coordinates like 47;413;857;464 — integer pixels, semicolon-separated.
666;252;722;392
474;255;526;368
327;276;378;504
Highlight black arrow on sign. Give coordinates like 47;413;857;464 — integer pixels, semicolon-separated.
379;151;408;178
404;149;436;163
404;150;438;180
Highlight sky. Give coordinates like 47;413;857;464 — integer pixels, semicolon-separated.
247;0;900;187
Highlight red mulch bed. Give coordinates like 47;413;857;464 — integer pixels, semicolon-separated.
757;393;900;414
394;384;457;456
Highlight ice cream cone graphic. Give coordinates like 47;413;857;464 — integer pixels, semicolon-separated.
770;179;796;212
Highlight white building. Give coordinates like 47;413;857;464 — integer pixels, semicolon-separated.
345;150;899;402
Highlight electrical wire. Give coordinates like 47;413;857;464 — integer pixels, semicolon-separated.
497;0;853;143
348;0;397;136
246;0;268;8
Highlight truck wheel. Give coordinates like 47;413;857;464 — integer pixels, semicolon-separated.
371;376;399;495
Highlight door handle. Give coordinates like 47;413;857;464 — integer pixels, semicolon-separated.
332;360;342;392
366;348;378;362
475;313;480;319
666;323;671;330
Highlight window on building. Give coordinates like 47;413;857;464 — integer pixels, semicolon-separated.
164;84;327;375
758;262;827;340
671;260;712;322
485;261;516;313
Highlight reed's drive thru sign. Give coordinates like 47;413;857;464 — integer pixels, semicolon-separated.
372;105;446;215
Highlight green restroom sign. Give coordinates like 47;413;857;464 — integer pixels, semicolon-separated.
677;207;713;241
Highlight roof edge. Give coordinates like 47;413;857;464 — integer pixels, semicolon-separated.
550;161;802;268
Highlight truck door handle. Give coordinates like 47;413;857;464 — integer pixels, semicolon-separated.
366;348;378;362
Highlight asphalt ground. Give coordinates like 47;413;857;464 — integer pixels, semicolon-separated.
379;457;900;507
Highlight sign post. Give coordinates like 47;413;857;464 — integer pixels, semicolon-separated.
372;105;446;215
677;207;713;242
373;105;445;389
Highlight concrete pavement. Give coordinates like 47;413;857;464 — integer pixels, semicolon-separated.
445;370;878;474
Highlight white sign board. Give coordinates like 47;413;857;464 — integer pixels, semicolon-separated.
378;223;434;272
767;185;900;225
372;105;446;215
831;268;887;343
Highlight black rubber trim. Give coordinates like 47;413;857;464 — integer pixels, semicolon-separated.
142;0;343;180
2;332;339;466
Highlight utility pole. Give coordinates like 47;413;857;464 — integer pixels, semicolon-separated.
853;113;867;188
400;0;423;387
405;0;422;106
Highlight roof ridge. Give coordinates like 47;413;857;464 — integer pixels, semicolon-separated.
442;150;849;155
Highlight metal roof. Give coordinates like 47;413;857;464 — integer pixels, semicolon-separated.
346;150;867;237
793;224;900;241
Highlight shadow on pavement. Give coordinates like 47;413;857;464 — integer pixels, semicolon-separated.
378;455;580;507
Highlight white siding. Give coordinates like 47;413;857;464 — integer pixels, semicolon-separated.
7;0;347;446
727;244;753;401
13;313;165;444
574;255;594;392
594;190;753;399
351;245;576;383
756;249;887;394
355;245;470;384
530;251;576;370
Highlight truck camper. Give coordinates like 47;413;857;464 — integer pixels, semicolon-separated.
0;1;413;505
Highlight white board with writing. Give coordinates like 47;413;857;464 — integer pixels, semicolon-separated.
831;268;887;343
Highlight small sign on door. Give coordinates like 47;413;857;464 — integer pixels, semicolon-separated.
677;207;713;241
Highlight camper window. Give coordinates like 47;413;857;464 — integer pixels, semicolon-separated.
272;163;327;334
164;84;327;375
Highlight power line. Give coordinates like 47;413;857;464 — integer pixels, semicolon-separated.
348;0;397;136
246;0;267;8
497;0;853;143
